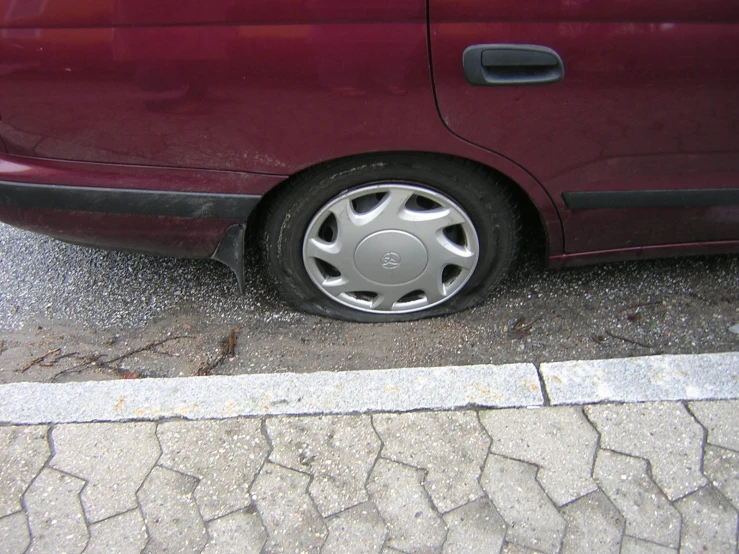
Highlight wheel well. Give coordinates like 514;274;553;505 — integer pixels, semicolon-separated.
248;151;547;258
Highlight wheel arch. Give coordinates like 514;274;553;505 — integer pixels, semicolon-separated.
249;150;555;262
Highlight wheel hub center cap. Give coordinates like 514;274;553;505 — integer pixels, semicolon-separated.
354;230;428;285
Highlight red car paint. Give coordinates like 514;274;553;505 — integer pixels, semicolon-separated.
431;0;739;253
0;0;737;265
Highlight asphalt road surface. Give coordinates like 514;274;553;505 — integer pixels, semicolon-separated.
0;223;737;383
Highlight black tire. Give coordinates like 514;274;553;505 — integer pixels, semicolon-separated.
259;153;521;322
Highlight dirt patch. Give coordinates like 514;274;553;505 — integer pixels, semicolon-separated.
2;241;737;384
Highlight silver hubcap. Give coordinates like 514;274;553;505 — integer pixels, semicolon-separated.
302;184;480;314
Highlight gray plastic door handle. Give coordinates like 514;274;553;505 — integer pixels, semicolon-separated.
463;44;565;86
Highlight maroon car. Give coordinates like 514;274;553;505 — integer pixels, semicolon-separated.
0;0;737;321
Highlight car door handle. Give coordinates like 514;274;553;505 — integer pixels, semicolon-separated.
463;44;565;86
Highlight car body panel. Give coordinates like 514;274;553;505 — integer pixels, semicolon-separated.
550;240;739;269
0;0;424;28
0;0;564;258
0;0;736;271
0;0;434;174
429;0;739;252
0;154;283;256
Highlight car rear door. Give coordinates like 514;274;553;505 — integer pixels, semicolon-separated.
0;0;431;175
429;0;739;254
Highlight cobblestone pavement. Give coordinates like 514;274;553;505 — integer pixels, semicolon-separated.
1;400;738;554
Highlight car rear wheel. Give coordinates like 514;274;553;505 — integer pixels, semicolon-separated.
260;154;520;322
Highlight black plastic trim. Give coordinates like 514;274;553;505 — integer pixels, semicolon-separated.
211;222;247;294
563;189;739;210
463;44;565;86
0;181;260;219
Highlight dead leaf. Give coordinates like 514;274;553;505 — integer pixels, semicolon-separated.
509;316;538;339
226;329;237;358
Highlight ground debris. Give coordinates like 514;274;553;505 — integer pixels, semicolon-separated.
197;329;238;377
21;348;61;373
605;330;655;350
39;351;79;367
226;328;237;357
103;336;193;368
617;300;663;313
51;336;193;381
508;316;539;339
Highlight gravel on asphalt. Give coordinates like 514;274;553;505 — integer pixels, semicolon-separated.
0;223;737;383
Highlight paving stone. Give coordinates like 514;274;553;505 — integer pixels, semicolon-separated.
480;407;598;506
675;486;738;554
593;450;681;548
24;468;88;554
322;502;388;554
367;458;447;554
0;512;31;554
201;510;267;554
441;498;506;554
157;418;268;521
619;536;677;554
560;491;624;554
266;415;380;517
689;400;739;451
481;454;565;554
50;422;159;523
251;462;328;554
84;509;147;554
585;403;707;500
373;411;489;514
0;425;49;518
500;543;544;554
137;466;208;554
703;445;739;511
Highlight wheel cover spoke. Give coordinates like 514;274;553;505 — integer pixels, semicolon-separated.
362;187;415;228
303;184;480;314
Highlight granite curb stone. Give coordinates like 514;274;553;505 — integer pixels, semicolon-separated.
541;352;739;404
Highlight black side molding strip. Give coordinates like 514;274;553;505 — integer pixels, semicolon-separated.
563;189;739;211
0;181;260;220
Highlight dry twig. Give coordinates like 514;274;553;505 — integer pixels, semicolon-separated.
197;330;238;376
605;330;654;349
21;348;61;373
52;336;193;381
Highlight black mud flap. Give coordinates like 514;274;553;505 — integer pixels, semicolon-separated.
211;223;247;294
